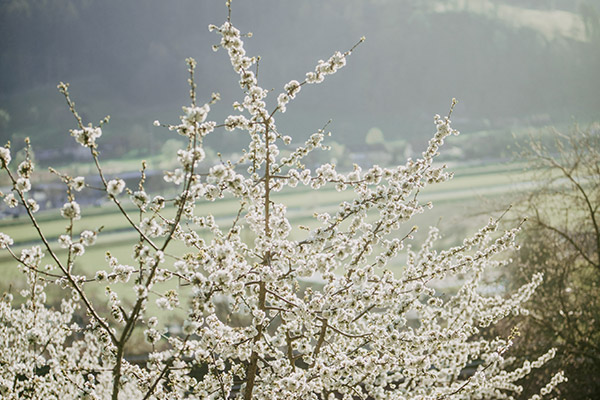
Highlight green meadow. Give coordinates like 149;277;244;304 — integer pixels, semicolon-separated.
1;161;532;286
0;159;550;344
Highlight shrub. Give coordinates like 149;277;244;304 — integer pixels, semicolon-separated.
499;125;600;399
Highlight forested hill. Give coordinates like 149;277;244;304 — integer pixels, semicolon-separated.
1;0;598;155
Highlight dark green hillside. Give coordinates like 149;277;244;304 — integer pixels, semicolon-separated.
1;0;598;159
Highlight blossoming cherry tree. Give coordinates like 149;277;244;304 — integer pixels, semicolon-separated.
0;3;563;400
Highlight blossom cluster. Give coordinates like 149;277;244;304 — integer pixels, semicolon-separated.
71;126;102;147
0;3;562;400
0;146;11;167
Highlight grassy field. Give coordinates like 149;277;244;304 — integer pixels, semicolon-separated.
1;162;529;265
0;160;535;328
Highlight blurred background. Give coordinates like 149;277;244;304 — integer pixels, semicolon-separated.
0;0;598;162
1;2;600;397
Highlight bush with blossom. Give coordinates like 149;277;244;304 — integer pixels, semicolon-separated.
0;3;564;399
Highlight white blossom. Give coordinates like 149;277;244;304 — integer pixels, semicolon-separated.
72;176;85;191
151;195;165;210
0;232;13;248
15;177;31;192
58;234;72;248
277;93;290;113
224;115;250;131
72;243;85;256
60;201;81;220
182;104;210;125
80;230;97;246
26;198;39;213
17;160;34;178
95;270;108;281
106;178;125;196
131;190;149;210
70;125;102;147
4;193;17;207
0;146;11;167
284;79;301;98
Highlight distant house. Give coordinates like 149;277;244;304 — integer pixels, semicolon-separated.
36;145;89;164
346;143;392;167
